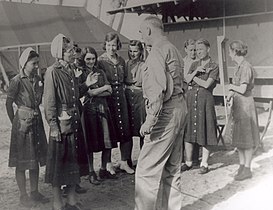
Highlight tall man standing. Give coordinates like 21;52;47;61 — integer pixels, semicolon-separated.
135;16;187;210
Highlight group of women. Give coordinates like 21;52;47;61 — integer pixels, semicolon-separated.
181;38;259;181
6;32;145;210
5;30;260;210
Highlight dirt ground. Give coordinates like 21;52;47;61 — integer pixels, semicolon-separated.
0;94;273;210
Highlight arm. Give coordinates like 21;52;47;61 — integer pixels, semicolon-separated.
6;98;14;123
140;48;166;136
43;68;60;140
5;77;19;123
193;77;215;89
87;85;112;97
229;83;247;95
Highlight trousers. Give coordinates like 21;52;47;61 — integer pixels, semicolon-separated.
135;95;187;210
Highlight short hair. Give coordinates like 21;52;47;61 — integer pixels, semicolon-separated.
128;40;144;60
184;39;196;49
103;32;122;51
196;38;210;48
143;15;164;30
82;47;98;66
27;50;39;62
229;40;248;56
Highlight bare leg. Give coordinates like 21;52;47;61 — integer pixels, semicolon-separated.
244;148;253;168
52;186;63;210
184;142;193;166
200;146;210;168
237;149;245;165
15;168;27;196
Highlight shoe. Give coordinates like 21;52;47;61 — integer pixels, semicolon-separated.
88;171;100;185
120;161;135;174
234;168;252;181
198;166;209;174
106;162;116;175
233;165;245;178
99;169;117;179
30;191;50;203
75;184;87;194
20;194;34;208
181;164;192;172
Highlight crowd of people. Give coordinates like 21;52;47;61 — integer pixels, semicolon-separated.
5;15;260;210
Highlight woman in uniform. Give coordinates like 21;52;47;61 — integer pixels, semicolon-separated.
124;40;145;152
44;34;97;210
98;32;134;175
227;40;260;181
6;47;49;208
183;38;219;174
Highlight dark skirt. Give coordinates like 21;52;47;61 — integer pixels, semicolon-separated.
184;87;218;146
231;92;260;149
82;97;117;153
125;88;146;137
108;85;131;143
9;110;47;170
45;133;80;187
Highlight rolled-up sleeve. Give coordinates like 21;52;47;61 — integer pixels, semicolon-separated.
142;48;166;124
43;67;58;129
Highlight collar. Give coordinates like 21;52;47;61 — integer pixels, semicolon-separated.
152;36;168;48
100;52;121;65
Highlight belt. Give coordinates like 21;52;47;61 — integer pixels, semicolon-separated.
18;106;39;118
125;85;142;90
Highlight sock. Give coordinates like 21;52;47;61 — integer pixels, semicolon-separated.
185;161;193;167
200;161;208;168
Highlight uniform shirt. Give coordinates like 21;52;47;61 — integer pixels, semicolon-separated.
7;70;43;109
124;59;144;87
233;59;254;92
98;53;126;86
44;61;82;129
142;36;184;124
188;58;219;92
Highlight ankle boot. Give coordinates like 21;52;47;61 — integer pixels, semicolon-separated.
120;161;135;174
234;167;252;181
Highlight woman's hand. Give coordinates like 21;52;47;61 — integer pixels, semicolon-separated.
50;127;61;142
104;85;112;94
194;66;205;75
74;68;82;78
86;72;99;87
226;91;234;107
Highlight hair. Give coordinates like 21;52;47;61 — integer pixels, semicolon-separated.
184;39;196;49
103;32;122;51
229;40;248;56
196;38;210;48
62;36;72;55
128;40;144;60
143;15;164;30
27;50;39;62
82;47;98;66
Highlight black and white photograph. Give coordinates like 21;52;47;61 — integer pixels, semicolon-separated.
0;0;272;209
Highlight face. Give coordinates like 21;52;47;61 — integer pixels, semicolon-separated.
229;47;236;61
129;45;141;61
84;53;96;69
196;43;209;60
63;47;75;63
105;39;118;56
24;57;39;74
185;44;196;60
139;22;151;45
